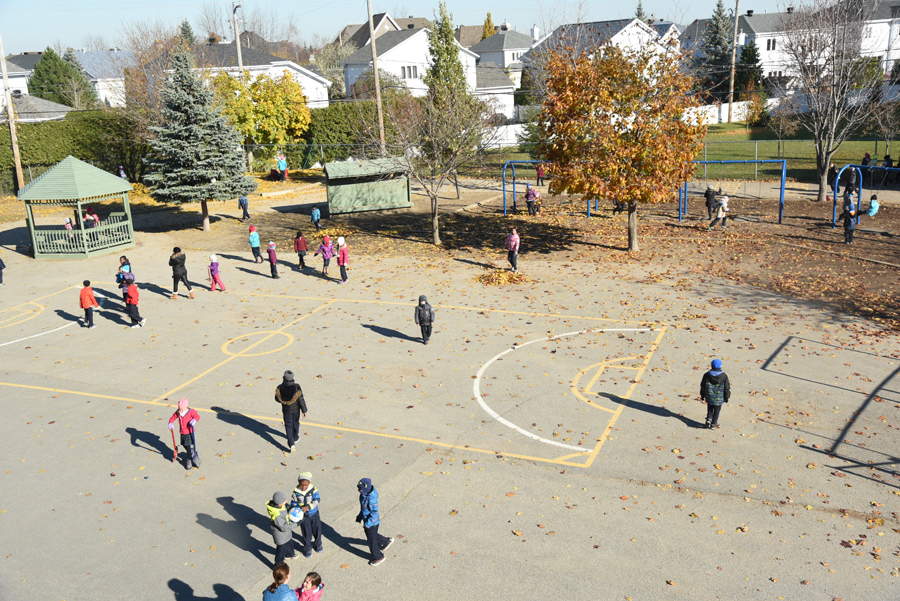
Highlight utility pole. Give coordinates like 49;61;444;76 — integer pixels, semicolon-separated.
0;29;24;191
232;1;244;70
366;0;386;152
727;0;741;123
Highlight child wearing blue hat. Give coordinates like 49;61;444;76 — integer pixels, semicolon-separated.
700;359;731;429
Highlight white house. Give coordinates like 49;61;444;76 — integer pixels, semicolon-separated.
192;42;331;108
69;50;134;107
473;63;516;119
0;59;30;103
468;29;536;87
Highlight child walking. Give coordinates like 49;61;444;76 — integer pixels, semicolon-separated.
336;237;349;284
356;478;393;567
414;295;435;345
169;247;194;299
266;491;298;564
310;206;321;232
249;226;262;263
208;254;225;291
116;256;133;305
0;255;5;286
168;398;200;469
295;572;324;601
267;242;280;279
124;280;145;328
293;231;308;270
79;280;99;329
700;359;731;429
314;236;334;277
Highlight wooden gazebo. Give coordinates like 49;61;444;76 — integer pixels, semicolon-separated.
17;156;135;258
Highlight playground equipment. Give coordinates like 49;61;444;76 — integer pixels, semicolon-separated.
679;160;787;224
833;164;897;227
502;160;540;216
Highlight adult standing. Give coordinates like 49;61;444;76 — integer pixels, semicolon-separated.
278;156;288;182
703;186;721;220
238;194;250;222
292;472;322;557
336;237;349;284
169;247;194;299
505;227;519;273
275;370;307;452
356;478;393;567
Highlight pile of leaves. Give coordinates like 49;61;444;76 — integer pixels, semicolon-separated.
475;268;534;286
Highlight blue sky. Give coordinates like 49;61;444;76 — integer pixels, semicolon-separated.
1;0;785;55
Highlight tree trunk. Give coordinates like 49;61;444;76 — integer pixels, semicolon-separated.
432;210;441;245
816;153;831;203
627;201;638;252
246;149;254;174
201;200;210;232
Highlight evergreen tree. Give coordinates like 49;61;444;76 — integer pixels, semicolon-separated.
482;12;496;40
29;47;83;107
694;0;734;102
61;48;98;108
734;40;763;100
144;44;256;232
635;1;649;23
179;20;197;45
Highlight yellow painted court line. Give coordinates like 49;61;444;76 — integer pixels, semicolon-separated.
580;357;638;394
227;291;657;326
0;380;596;467
148;300;334;404
579;326;669;469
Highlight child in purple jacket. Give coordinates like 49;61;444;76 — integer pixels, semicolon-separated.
208;254;225;291
267;242;280;279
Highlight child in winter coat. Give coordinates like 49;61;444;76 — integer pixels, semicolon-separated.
116;256;133;304
124;280;144;328
414;295;435;345
841;208;858;244
267;242;280;279
266;491;298;564
293;231;308;270
295;572;324;601
292;472;322;556
79;280;99;329
168;398;200;469
700;359;731;429
249;226;262;263
264;563;293;601
310;206;321;231
208;254;225;291
356;477;393;566
336;237;349;284
169;247;194;299
314;236;334;277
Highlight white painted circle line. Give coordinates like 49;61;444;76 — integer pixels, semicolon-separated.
0;322;76;347
474;327;655;452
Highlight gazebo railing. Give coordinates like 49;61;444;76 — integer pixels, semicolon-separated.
34;219;133;256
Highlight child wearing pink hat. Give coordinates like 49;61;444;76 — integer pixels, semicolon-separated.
168;398;200;469
267;241;280;279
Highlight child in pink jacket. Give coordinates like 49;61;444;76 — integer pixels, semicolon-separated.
168;398;200;469
295;572;324;601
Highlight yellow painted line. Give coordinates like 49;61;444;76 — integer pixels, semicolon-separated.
580;326;668;468
0;305;38;327
149;301;334;404
0;380;595;467
580;357;638;394
227;291;657;326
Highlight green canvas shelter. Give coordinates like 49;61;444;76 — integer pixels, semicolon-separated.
324;158;412;215
17;156;135;258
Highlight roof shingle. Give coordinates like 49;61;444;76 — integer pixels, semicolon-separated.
469;30;535;52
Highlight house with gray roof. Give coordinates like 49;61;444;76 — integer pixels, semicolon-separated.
522;18;668;67
336;13;431;49
1;95;72;123
474;63;516;119
68;50;135;107
0;59;30;104
469;29;536;87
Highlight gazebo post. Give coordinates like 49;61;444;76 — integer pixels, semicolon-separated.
77;200;88;255
24;202;37;258
122;192;134;246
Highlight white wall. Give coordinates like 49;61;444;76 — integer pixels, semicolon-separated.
92;77;126;108
474;88;515;119
477;50;505;67
0;71;29;108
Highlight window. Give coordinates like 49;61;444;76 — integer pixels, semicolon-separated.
401;65;418;79
766;39;770;51
772;39;776;50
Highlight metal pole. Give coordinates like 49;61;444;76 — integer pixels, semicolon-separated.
727;0;741;123
232;1;243;69
704;143;707;179
366;0;386;152
778;160;786;224
0;29;25;191
754;141;758;180
502;161;507;216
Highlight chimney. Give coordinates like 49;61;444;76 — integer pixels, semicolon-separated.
787;6;793;13
409;15;413;18
531;24;540;41
746;9;754;16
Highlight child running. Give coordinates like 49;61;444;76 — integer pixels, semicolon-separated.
168;398;200;469
314;236;334;277
208;254;225;291
249;226;262;263
293;231;308;270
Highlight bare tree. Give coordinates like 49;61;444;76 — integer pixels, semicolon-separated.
779;0;886;201
767;92;801;159
312;41;357;97
196;1;229;41
82;33;110;51
867;100;900;156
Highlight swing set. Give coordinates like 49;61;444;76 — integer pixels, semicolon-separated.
833;164;887;227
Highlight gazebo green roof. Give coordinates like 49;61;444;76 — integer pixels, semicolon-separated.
17;155;133;203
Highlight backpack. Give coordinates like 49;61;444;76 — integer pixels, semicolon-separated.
867;198;879;216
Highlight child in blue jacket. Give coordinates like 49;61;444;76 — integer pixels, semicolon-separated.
356;477;393;566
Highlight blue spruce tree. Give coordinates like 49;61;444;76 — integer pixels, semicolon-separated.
145;44;256;231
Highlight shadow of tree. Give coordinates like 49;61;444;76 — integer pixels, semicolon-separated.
196;496;273;568
168;580;245;601
211;406;284;451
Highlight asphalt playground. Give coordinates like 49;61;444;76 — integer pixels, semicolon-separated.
0;230;897;601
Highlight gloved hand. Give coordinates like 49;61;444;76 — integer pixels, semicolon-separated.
189;419;196;427
168;423;175;431
355;514;363;523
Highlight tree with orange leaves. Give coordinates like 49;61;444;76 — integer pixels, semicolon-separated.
537;44;706;252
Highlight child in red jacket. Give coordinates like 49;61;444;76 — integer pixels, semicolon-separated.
79;280;99;329
293;231;308;270
168;398;200;469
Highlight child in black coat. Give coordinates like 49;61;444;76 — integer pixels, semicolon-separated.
700;359;731;429
414;295;435;345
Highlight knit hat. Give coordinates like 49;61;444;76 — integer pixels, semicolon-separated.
283;370;294;382
273;491;289;505
865;152;871;159
249;225;256;232
711;359;722;369
209;254;217;262
178;397;189;410
323;235;330;244
173;247;181;254
337;237;345;247
269;241;276;248
357;478;373;495
297;472;312;483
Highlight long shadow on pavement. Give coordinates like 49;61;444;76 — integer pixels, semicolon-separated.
125;426;172;458
168;579;245;600
196;496;273;568
320;521;369;560
599;393;704;429
361;323;420;343
211;406;285;451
